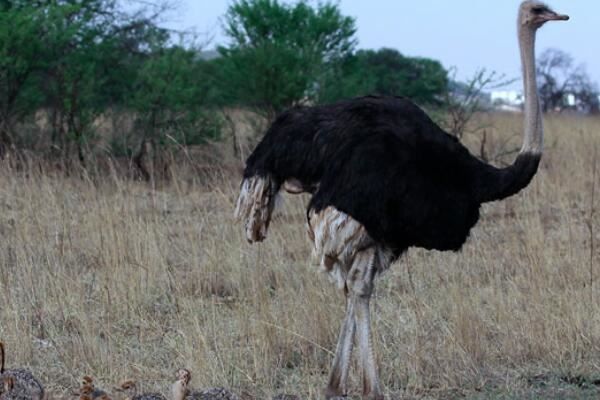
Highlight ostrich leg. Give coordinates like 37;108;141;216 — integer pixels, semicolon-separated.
349;248;384;400
325;292;356;398
355;293;382;399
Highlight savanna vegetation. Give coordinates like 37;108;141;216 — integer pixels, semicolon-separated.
1;113;600;400
1;0;600;399
0;0;596;169
0;0;451;171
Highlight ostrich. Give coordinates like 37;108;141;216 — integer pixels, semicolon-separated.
0;342;45;400
234;1;568;399
77;376;112;400
171;369;239;400
116;370;238;400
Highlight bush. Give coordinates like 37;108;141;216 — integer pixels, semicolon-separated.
219;0;356;117
319;48;448;106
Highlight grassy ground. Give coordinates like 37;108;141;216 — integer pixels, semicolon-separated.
1;114;600;399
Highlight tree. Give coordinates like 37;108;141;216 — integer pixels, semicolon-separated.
537;48;599;113
441;69;514;140
127;46;223;164
318;48;448;106
0;0;227;169
40;0;177;164
219;0;356;117
0;3;46;146
0;0;177;161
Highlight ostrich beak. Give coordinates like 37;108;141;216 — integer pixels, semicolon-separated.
546;12;569;21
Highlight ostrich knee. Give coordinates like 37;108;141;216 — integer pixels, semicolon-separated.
346;248;377;298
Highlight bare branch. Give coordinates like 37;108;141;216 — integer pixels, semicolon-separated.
537;48;599;113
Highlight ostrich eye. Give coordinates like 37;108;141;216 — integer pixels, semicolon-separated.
532;7;546;14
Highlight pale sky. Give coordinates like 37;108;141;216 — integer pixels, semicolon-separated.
160;1;598;89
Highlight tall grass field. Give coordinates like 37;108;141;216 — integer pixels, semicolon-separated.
1;114;600;399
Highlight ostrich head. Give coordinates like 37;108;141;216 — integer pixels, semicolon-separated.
115;379;138;399
174;368;191;385
519;1;569;29
74;376;91;398
171;369;191;400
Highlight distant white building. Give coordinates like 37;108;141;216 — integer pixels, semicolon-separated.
489;91;599;114
491;90;524;106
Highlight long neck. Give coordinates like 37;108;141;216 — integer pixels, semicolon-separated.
171;381;187;400
520;25;543;154
475;21;543;203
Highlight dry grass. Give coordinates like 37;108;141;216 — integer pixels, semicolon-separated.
1;113;600;399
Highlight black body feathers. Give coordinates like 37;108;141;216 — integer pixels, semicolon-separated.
243;96;540;257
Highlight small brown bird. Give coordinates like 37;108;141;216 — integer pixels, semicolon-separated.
77;376;111;400
0;342;44;400
171;369;239;400
170;369;189;400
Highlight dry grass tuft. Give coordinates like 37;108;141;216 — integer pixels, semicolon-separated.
1;114;600;399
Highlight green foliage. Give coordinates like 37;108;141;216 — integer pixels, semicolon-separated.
0;0;455;168
41;1;117;156
219;0;356;116
125;45;223;153
0;3;46;143
319;48;448;106
0;0;224;163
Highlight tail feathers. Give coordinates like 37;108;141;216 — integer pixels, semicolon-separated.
234;175;278;243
